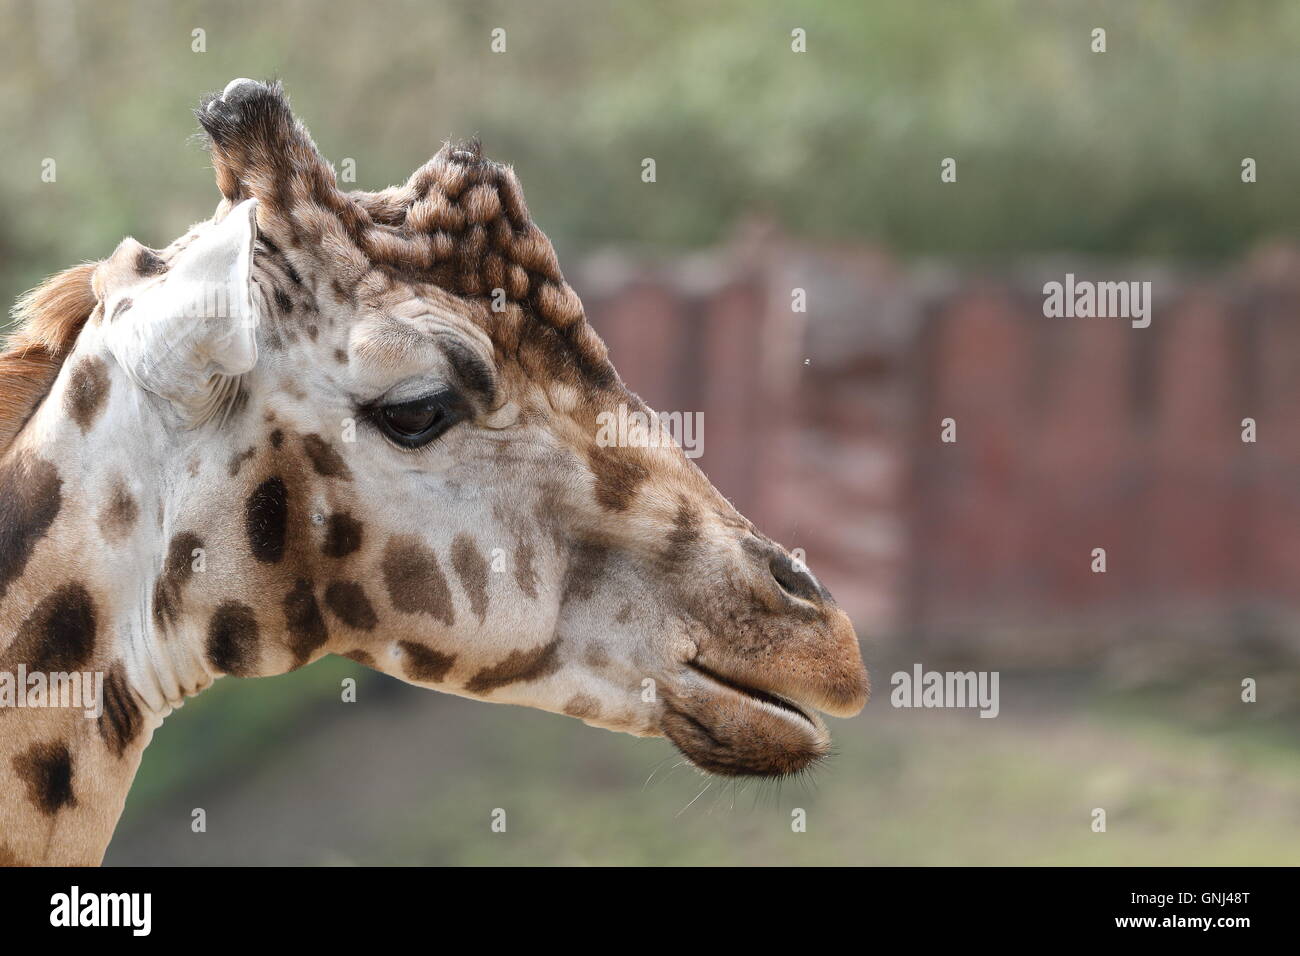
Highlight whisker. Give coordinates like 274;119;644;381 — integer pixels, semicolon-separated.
676;780;712;816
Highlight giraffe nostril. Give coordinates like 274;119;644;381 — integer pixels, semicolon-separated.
768;551;822;603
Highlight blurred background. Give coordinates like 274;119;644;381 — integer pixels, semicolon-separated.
2;0;1298;864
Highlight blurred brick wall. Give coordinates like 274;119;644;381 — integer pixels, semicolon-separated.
577;233;1300;668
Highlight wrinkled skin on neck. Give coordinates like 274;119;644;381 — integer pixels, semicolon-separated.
0;80;867;865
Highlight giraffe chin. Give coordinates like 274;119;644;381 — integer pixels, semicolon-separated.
659;666;833;778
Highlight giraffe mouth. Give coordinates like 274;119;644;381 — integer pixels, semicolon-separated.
684;660;817;727
658;659;832;778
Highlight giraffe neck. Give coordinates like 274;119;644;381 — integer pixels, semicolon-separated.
0;688;156;865
0;344;203;865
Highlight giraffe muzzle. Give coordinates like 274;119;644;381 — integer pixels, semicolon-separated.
659;661;834;777
657;543;869;776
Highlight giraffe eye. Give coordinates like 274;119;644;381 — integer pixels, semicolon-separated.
374;392;465;448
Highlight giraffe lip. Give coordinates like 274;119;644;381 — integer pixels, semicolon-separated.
684;660;817;728
662;661;831;777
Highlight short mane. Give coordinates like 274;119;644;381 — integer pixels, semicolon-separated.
0;263;99;451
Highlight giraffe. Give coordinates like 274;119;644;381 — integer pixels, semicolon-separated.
0;79;868;865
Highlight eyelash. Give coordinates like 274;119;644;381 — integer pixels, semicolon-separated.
362;390;467;449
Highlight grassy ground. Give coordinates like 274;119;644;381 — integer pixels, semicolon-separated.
107;664;1300;865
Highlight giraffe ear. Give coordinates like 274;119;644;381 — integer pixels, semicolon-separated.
105;199;260;425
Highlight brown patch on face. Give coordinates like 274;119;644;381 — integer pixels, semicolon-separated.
323;512;363;558
97;662;143;758
245;476;288;563
0;583;97;673
563;694;601;719
283;579;329;666
587;444;648;512
333;349;348;364
0;455;62;601
134;247;168;276
324;580;378;630
450;533;490;623
206;601;260;676
12;741;76;816
513;539;538;600
97;480;139;542
302;433;352;480
343;649;375;668
227;446;256;477
614;602;634;625
63;355;111;433
269;428;284;449
399;641;456;683
381;535;455;625
464;636;561;695
560;542;609;605
153;531;202;629
664;498;702;563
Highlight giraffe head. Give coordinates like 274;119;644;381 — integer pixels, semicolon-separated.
14;80;868;781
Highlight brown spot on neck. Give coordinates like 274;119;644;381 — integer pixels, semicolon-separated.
0;454;62;601
12;741;76;816
97;480;139;543
464;636;562;695
343;648;375;668
0;583;97;674
63;355;111;433
206;601;260;675
153;531;202;630
98;663;144;758
563;694;601;719
399;640;456;683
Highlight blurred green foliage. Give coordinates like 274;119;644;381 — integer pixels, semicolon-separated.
114;670;1300;864
4;0;1300;329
